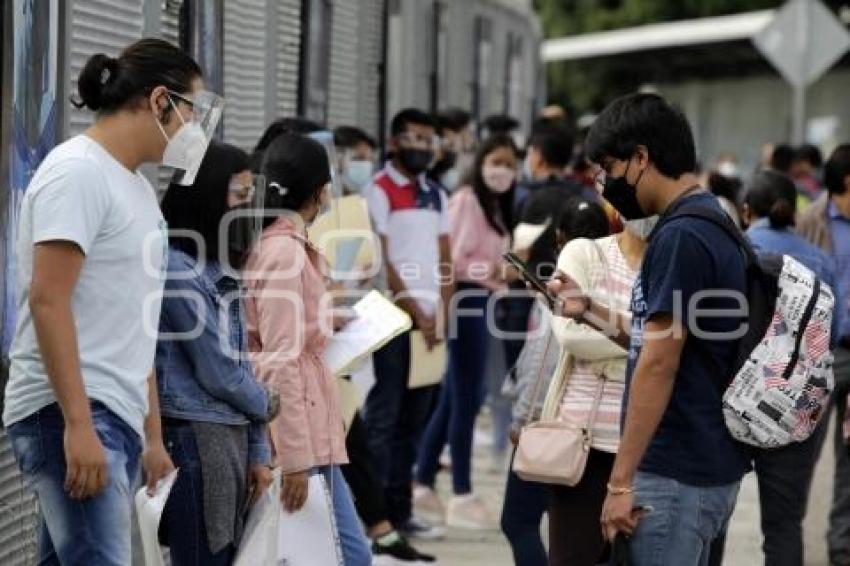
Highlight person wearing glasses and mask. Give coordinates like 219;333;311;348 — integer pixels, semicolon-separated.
3;39;222;565
429;108;474;193
362;108;453;540
155;142;278;565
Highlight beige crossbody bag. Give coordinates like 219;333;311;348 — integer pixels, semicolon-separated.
513;240;610;487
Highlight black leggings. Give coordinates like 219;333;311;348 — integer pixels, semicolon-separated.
548;449;616;566
341;411;389;529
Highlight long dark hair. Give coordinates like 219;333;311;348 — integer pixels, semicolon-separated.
260;132;331;228
470;134;519;236
160;141;250;260
72;38;201;117
744;170;797;229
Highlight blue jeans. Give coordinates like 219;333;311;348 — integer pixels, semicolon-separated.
160;421;235;566
7;402;142;566
500;449;548;566
629;471;740;566
364;330;435;525
416;287;490;494
315;466;372;566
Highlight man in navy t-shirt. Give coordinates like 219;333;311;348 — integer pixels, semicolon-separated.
549;93;749;565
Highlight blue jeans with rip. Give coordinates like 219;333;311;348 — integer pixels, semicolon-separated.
628;471;740;566
7;402;142;566
314;465;372;566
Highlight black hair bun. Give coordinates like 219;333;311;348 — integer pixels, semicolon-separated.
768;198;795;230
74;53;119;111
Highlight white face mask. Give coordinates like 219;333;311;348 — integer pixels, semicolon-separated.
440;167;461;191
624;215;659;240
482;165;516;194
344;160;374;193
156;95;210;185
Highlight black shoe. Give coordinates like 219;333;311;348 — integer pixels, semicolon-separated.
372;531;437;564
396;517;446;541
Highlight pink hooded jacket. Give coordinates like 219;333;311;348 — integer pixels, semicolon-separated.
243;216;348;473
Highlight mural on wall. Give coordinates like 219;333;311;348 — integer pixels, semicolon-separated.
2;0;59;362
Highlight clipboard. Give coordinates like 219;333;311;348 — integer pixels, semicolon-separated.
407;330;447;389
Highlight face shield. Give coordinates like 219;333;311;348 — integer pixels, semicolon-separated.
165;90;225;186
221;174;267;274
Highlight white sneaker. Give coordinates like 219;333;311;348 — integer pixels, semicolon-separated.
413;485;446;526
446;494;495;530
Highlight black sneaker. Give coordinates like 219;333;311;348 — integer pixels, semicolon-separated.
372;531;437;565
396;517;446;541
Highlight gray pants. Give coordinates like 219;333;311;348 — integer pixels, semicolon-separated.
827;347;850;566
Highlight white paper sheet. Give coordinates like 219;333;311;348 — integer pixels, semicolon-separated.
135;469;179;566
278;474;343;565
408;330;447;388
322;290;411;376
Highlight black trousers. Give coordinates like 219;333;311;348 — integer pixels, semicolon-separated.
341;411;388;530
548;449;615;566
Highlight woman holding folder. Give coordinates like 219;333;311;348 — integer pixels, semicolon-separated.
414;134;519;530
243;132;371;565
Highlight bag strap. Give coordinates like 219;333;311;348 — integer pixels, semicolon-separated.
583;374;606;444
523;313;557;426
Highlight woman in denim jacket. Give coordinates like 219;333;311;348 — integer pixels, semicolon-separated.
155;142;277;565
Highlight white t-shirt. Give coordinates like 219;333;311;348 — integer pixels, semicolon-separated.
4;135;167;439
365;163;450;317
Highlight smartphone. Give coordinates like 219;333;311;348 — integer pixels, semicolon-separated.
503;252;558;308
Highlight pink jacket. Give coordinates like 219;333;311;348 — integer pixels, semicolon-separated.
243;216;348;473
449;186;510;291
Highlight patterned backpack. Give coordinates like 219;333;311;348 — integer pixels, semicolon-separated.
662;204;835;448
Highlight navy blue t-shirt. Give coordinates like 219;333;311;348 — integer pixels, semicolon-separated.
624;192;751;486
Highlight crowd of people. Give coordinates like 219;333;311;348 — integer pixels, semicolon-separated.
3;38;850;566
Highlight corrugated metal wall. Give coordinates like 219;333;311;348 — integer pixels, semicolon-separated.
0;437;38;565
357;0;384;138
275;0;302;122
67;0;145;137
223;0;268;152
327;1;360;129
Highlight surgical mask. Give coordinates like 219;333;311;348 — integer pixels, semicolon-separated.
602;158;647;220
398;148;434;175
624;215;659;240
440;167;461;191
482;165;516;194
344;160;373;193
155;93;222;186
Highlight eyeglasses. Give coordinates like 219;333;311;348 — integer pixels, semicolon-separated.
167;90;196;110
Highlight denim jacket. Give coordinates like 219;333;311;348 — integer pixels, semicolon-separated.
155;248;270;465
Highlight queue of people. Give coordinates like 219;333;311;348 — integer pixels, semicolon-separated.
3;37;850;566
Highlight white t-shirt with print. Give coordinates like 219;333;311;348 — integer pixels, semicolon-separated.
4;135;167;440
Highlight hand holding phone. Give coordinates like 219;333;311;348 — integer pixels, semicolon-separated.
502;252;558;309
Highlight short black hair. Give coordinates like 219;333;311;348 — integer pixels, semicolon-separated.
72;38;201;117
744;170;797;229
260;132;331;225
436;108;472;134
160;141;250;259
390;108;435;137
824;144;850;196
556;197;610;242
795;143;823;168
770;144;794;173
334;126;377;150
481;114;520;136
585;93;696;179
528;125;574;169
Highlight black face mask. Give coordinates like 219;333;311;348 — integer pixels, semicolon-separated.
602;159;648;220
430;151;457;177
398;148;434;175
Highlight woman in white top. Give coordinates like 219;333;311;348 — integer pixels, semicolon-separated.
541;216;653;566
